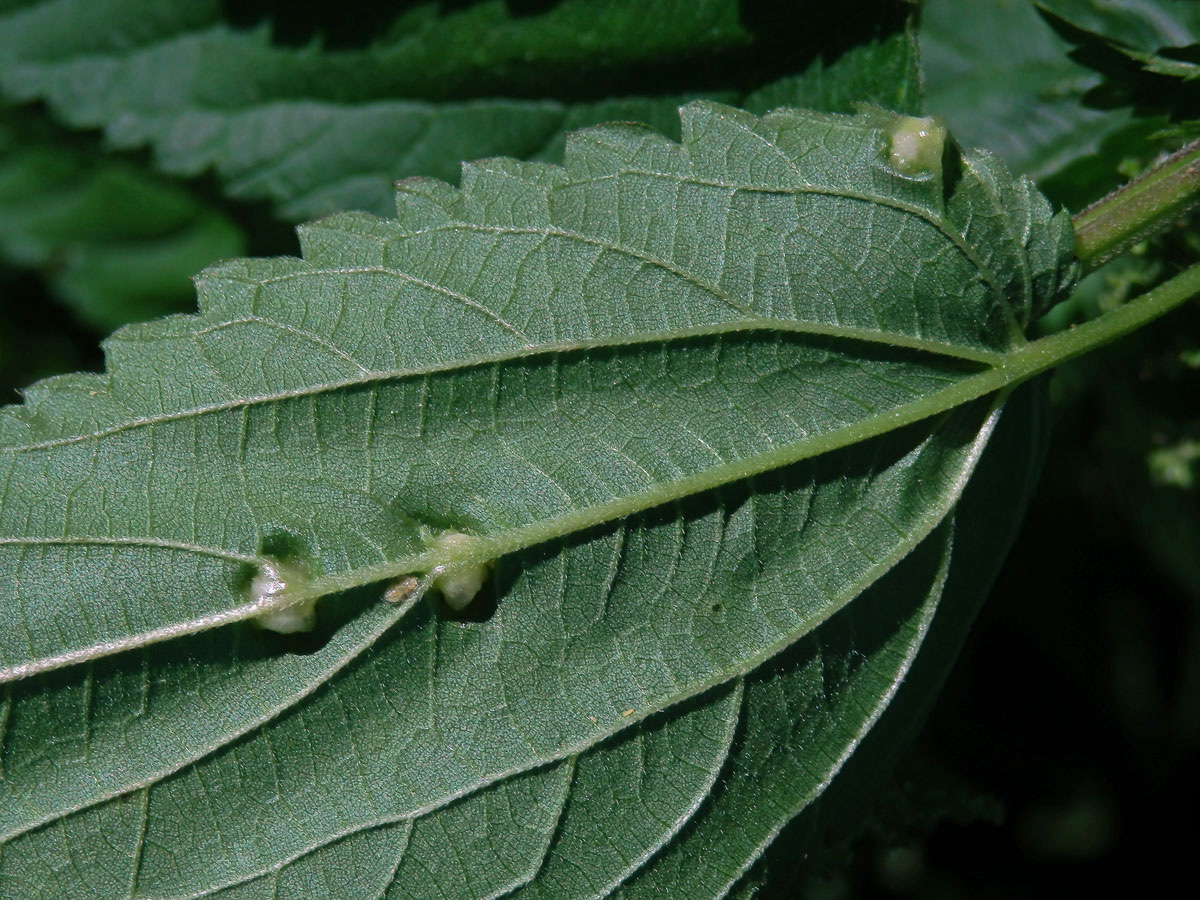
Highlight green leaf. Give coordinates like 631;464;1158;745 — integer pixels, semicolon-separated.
743;23;921;119
726;875;765;900
1037;0;1200;62
606;380;1048;898
0;102;1077;897
1;0;743;221
0;109;246;330
0;448;976;899
1037;0;1200;121
768;383;1051;894
921;0;1147;207
0;0;919;220
603;523;956;900
0;101;1076;680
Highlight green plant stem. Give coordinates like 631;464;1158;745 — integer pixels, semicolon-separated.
1006;258;1200;375
1073;138;1200;272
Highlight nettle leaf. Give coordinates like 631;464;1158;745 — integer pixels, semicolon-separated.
0;0;917;220
0;103;1075;898
1037;0;1200;120
0;0;752;91
0;0;749;220
0;109;246;331
921;0;1151;209
734;384;1049;900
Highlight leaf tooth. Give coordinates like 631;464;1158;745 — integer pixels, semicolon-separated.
457;157;563;227
297;211;393;267
393;175;461;230
563;118;687;180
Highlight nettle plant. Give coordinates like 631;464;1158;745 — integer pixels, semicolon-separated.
1;1;1198;897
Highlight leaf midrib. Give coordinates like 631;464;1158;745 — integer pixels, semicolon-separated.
1;335;1004;685
14;249;1197;686
0;480;956;890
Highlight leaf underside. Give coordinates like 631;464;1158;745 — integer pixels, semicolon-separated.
0;100;1075;898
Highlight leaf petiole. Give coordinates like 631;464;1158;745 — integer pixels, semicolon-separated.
1073;138;1200;272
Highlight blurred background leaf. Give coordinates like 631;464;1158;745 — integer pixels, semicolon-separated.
0;0;915;354
1037;0;1200;126
920;0;1169;212
0;0;916;222
0;109;244;331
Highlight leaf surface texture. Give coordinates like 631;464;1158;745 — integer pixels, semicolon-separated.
0;100;1075;898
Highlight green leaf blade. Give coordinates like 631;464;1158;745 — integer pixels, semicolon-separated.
0;591;412;843
0;102;1075;684
0;98;1081;898
606;523;953;900
506;684;742;900
1;400;1000;897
